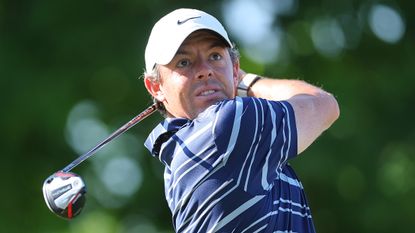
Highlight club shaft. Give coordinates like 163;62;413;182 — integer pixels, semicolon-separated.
62;104;158;172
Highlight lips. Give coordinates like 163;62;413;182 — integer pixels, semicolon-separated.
196;85;221;97
200;90;216;96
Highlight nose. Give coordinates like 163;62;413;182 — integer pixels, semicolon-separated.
194;59;213;80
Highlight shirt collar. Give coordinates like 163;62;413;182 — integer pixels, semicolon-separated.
144;118;190;157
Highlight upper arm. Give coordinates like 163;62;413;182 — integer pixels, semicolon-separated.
287;93;339;154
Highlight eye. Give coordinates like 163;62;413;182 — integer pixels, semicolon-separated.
176;59;191;68
210;53;222;61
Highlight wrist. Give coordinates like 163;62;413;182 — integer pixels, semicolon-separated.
237;73;262;97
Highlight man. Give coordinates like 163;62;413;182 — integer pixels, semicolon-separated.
143;8;339;233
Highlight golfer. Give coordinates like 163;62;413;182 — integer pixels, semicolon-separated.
143;8;339;233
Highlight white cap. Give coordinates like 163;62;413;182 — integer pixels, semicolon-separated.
144;8;233;73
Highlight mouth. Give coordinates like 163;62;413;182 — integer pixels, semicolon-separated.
195;82;229;104
196;87;226;104
199;90;217;96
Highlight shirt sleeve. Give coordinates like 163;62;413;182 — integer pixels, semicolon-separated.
213;97;298;193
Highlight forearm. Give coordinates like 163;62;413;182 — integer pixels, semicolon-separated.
240;72;340;153
246;75;328;101
246;75;339;125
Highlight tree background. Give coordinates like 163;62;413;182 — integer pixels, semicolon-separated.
1;0;414;232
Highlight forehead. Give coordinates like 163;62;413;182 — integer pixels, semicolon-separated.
181;30;229;48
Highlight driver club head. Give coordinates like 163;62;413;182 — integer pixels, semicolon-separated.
42;171;87;219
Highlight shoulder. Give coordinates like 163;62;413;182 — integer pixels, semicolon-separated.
199;97;295;136
196;97;293;122
212;97;294;119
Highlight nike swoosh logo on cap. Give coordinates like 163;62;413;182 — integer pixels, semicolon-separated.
177;16;201;25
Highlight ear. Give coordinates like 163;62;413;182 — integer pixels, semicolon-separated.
144;75;165;102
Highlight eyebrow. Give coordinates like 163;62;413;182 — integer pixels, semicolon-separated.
176;39;228;56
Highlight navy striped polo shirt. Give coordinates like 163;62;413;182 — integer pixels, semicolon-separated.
145;97;315;233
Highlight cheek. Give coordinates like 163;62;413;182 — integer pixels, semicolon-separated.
226;67;238;94
160;83;177;101
160;74;187;101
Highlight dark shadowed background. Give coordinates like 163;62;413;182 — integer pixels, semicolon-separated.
1;0;414;232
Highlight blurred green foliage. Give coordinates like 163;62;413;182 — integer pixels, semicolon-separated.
1;0;414;232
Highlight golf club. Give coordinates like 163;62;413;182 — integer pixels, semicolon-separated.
42;103;158;219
